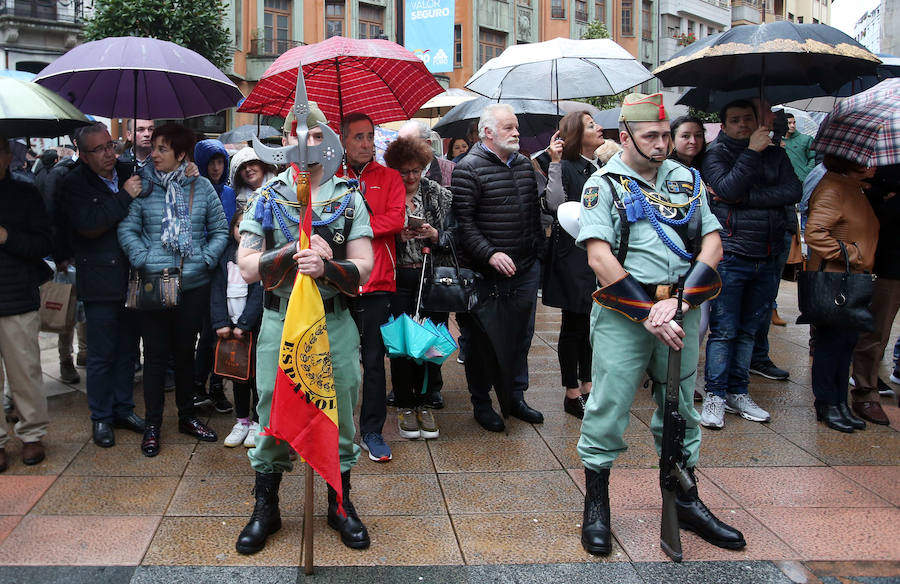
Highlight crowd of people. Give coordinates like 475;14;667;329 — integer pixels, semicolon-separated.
0;86;896;558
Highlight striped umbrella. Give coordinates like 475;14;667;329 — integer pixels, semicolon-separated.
238;36;443;128
814;78;900;167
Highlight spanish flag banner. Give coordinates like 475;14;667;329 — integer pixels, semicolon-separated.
260;171;344;515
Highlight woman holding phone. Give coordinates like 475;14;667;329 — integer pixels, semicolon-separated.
383;136;453;440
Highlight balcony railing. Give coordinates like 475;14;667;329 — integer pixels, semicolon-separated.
0;0;84;23
250;38;305;57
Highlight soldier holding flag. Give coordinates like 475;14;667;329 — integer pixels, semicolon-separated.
233;91;374;554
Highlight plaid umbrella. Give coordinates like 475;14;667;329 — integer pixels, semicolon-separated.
814;78;900;167
238;36;443;127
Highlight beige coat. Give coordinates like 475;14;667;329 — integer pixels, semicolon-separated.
805;171;879;274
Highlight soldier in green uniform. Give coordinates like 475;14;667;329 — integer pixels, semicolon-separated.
574;93;746;555
233;100;375;555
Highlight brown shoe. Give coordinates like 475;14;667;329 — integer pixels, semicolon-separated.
771;309;786;326
0;448;7;473
851;401;890;425
22;441;45;465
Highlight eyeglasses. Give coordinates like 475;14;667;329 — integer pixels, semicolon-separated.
397;168;423;177
84;141;117;154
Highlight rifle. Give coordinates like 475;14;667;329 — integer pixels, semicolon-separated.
659;279;694;562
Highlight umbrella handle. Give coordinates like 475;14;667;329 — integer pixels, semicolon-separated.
415;247;431;322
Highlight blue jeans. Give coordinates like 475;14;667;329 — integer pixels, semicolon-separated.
705;253;781;397
752;232;792;363
83;301;139;423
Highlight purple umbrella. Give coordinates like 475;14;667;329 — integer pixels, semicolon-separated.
33;36;243;120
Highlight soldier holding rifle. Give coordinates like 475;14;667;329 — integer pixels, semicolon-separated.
575;93;745;557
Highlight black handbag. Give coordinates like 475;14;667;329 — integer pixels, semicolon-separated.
419;239;479;313
796;241;877;332
125;182;194;311
126;266;183;310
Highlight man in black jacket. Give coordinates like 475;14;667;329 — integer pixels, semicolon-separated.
0;137;53;471
60;123;146;447
451;103;545;432
700;100;802;430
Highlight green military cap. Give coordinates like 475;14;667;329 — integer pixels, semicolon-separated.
283;101;328;134
618;92;668;123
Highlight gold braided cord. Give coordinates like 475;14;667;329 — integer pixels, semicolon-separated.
617;176;702;208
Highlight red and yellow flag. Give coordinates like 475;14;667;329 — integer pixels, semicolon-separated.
260;170;344;514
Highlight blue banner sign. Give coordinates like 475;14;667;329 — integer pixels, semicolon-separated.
404;0;455;73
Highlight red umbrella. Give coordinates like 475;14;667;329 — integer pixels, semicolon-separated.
238;36;443;127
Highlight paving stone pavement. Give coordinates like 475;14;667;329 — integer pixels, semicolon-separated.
0;282;898;583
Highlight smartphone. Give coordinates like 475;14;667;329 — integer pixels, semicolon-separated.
407;215;425;229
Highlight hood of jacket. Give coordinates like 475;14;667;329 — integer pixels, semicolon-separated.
228;146;277;190
194;139;230;188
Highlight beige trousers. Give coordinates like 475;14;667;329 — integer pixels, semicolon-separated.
0;311;49;447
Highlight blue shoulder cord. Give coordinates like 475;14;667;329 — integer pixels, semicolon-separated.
622;168;701;261
253;178;358;242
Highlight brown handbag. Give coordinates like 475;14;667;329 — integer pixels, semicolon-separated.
214;333;254;381
125;182;195;310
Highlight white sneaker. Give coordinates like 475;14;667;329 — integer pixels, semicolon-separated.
243;422;259;448
890;371;900;385
700;393;726;429
224;422;250;447
724;393;770;422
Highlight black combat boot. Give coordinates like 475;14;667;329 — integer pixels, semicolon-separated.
581;468;612;555
236;472;283;554
676;468;746;550
327;470;370;549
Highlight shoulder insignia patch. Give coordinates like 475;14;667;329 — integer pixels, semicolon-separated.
666;180;694;194
583;186;600;209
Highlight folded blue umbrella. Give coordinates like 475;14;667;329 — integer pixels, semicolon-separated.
381;314;441;362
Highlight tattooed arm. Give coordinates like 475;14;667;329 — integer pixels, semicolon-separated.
237;231;266;283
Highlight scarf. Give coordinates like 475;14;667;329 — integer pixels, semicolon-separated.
155;162;193;258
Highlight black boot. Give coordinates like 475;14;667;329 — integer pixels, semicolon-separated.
676;468;746;550
327;470;370;549
581;468;612;555
236;472;283;554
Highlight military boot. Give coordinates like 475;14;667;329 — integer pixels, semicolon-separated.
236;472;282;554
581;467;612;555
676;468;746;550
327;470;370;549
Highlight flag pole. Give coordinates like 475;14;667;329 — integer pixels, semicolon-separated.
303;463;315;574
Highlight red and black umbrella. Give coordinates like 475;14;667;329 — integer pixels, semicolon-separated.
238;36;443;128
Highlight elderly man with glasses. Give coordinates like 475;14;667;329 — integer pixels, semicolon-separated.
58;122;148;448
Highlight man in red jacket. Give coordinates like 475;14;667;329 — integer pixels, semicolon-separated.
337;112;405;462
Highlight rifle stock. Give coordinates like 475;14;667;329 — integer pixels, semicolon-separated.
659;279;693;562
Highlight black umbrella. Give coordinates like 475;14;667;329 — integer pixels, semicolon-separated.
218;123;281;145
469;285;536;418
654;22;880;96
433;97;562;139
678;54;900;113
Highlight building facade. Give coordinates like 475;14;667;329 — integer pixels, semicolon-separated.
854;3;881;53
0;0;90;74
225;0;666;127
731;0;831;26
